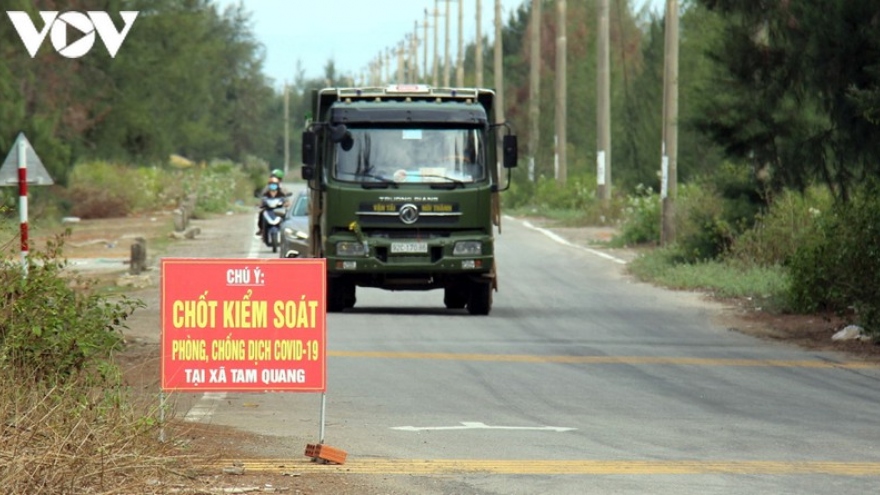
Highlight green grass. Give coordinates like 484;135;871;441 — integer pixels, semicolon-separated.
628;247;791;311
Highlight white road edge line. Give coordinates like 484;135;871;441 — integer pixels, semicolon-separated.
511;216;627;265
185;232;263;423
247;228;263;259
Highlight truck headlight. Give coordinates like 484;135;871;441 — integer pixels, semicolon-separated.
283;227;308;241
336;241;365;256
453;241;482;256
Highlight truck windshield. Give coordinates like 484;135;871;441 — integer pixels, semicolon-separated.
334;128;486;185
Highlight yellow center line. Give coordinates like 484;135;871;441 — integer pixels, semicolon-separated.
328;351;878;369
205;459;880;475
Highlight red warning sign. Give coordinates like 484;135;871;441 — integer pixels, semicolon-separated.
160;258;326;392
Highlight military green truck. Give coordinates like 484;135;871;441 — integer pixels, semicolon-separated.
300;84;517;315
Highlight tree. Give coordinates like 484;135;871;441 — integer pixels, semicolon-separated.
0;0;281;172
694;0;880;201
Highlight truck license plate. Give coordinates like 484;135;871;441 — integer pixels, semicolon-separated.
390;242;428;253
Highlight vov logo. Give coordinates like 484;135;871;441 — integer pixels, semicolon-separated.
6;11;139;59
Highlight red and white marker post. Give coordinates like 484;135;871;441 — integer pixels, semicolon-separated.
18;137;28;273
1;132;53;276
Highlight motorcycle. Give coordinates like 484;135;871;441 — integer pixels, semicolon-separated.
259;196;287;253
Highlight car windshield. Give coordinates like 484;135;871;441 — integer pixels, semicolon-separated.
287;193;308;218
334;128;486;184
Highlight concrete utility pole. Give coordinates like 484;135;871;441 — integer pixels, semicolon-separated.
528;0;541;182
456;0;464;86
597;0;611;202
494;0;505;174
423;10;430;82
661;0;679;245
412;23;420;81
476;0;483;87
376;57;382;84
283;83;290;177
444;0;451;86
397;41;405;82
554;0;567;186
433;1;441;86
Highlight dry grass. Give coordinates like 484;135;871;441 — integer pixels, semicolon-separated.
1;365;358;494
0;367;206;494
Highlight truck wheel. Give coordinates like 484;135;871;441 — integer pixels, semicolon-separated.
444;286;468;309
343;283;357;309
327;278;348;312
466;282;492;315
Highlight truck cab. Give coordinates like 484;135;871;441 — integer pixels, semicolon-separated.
301;85;516;315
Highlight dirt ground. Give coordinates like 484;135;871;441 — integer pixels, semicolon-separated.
28;211;880;494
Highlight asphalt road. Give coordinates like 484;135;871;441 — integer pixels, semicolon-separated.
172;211;880;495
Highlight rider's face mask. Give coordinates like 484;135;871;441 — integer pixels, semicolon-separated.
269;183;279;191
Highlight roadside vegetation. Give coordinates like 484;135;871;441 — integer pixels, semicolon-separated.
0;225;173;492
505;166;880;338
0;161;261;493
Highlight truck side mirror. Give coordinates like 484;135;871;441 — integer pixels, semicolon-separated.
301;165;314;180
302;130;317;166
330;124;354;151
502;135;518;168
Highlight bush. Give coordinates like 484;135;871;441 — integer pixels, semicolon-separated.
503;168;538;210
673;182;738;261
669;163;766;262
787;182;880;333
504;170;629;226
726;186;833;266
65;160;256;219
66;161;137;218
0;234;142;383
506;171;598;211
615;181;738;256
190;160;250;213
615;183;661;245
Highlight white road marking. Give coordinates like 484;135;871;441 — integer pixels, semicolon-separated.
248;230;263;259
183;392;226;422
516;217;627;265
391;422;576;432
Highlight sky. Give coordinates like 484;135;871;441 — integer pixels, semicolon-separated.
214;0;666;89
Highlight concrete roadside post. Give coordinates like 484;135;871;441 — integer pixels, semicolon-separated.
129;237;147;275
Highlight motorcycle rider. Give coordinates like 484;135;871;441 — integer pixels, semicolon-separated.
255;176;290;236
258;168;289;196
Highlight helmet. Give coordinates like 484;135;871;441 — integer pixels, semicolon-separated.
271;168;284;179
